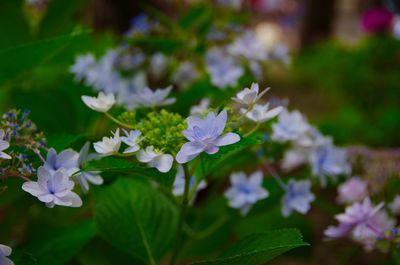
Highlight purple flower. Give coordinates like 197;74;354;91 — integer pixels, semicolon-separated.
22;167;82;208
389;195;400;215
337;177;368;204
224;171;269;215
324;198;395;250
44;148;80;176
281;179;315;217
176;110;240;164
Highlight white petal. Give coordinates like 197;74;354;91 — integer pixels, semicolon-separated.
214;133;240;146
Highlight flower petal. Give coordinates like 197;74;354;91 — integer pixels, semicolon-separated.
214;132;240;146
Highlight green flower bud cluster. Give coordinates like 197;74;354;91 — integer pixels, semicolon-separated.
118;111;136;125
135;110;186;155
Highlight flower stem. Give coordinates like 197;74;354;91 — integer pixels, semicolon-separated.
244;122;260;137
105;112;135;129
169;164;191;265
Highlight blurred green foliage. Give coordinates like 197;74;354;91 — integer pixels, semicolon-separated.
293;35;400;147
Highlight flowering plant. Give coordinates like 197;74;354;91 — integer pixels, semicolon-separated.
1;1;400;265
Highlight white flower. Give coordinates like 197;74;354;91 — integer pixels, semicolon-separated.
172;165;207;198
149;53;168;79
190;98;210;116
74;142;103;193
172;61;199;87
93;129;121;156
81;92;115;112
271;109;311;143
232;83;269;106
0;244;14;265
243;103;283;123
132;86;176;108
389;195;400;215
281;148;308;172
121;129;142;153
22;167;82;208
0;129;11;160
137;146;173;173
224;171;269;215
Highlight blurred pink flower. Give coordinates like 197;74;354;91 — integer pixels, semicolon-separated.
337;177;368;204
361;7;393;33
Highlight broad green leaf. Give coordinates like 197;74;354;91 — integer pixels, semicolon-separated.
83;157;176;187
190;229;308;265
194;136;261;181
94;177;179;263
24;220;97;265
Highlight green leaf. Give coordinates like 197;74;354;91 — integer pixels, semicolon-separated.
24;220;97;265
194;136;261;181
189;229;308;265
46;133;85;152
83;156;176;188
0;32;90;85
94;177;179;264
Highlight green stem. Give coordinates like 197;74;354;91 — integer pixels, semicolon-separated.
244;122;260;137
169;164;191;265
183;215;228;240
105;112;135;129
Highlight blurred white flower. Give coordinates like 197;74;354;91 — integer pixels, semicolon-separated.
389;195;400;215
229;31;268;61
0;129;11;160
172;165;207;198
93;129;121;156
243;103;283;123
137;146;173;173
0;244;14;265
81;92;115;112
232;83;269;106
149;53;168;79
190;98;210;116
173;61;199;87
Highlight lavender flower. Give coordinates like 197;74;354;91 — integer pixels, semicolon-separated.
281;148;308;172
131;86;176;108
324;198;395;250
0;244;13;265
337;177;368;204
281;179;315;217
228;32;268;61
309;142;351;187
69;54;96;82
44;148;79;176
206;48;243;89
22;167;82;208
271;109;311;143
172;61;199;87
73;142;103;193
224;171;269;215
176;110;240;164
121;129;142;154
